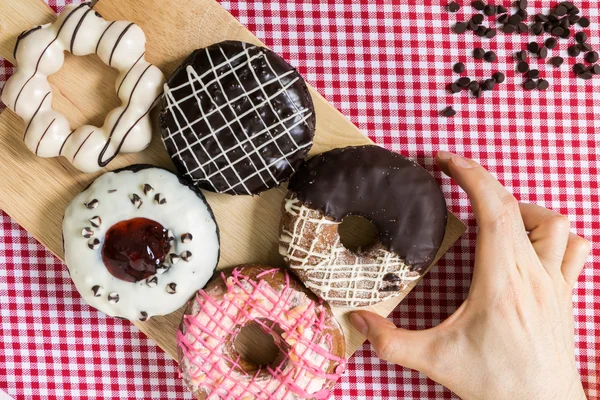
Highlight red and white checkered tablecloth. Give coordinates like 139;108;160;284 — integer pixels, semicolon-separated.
1;0;598;399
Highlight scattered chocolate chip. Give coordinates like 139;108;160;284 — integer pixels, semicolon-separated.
561;28;571;39
535;13;549;23
89;216;102;228
578;17;590;28
450;82;462;93
383;273;401;282
181;251;193;262
550;56;564;67
476;25;488;37
531;22;544;35
580;71;593;80
472;0;485;10
448;2;461;12
454;22;468;34
81;227;93;239
555;4;568;16
569;14;580;25
560;17;570;29
592;64;600;75
167;230;175;242
139;311;148;322
453;62;466;73
517;61;530;73
154;193;167;205
468;20;479;30
537;79;550;90
585;51;599;63
458;77;471;87
442;106;457;117
108;189;117;194
528;42;540;53
130;193;142;209
108;293;120;304
146;276;158;287
551;26;564;36
92;285;103;297
169;253;180;264
381;285;401;292
538;47;548;59
482;78;496;90
474;47;486;59
472;14;484;25
88;238;100;250
516;50;528;61
509;14;522;25
485;28;497;38
580;42;593;52
497;5;507;13
498;14;509;24
518;0;527;10
156;264;169;275
517;9;528;20
473;87;483;98
484;51;497;62
492;71;505;83
166;283;177;294
484;5;496;16
181;233;193;243
528;69;540;79
85;199;98;209
574;63;587;74
523;79;537;90
545;37;558;49
503;24;517;33
568;45;581;57
143;184;154;195
468;80;480;91
518;22;528;33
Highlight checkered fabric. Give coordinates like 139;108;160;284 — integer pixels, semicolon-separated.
1;0;598;399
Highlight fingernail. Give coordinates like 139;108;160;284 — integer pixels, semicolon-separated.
349;312;368;336
451;155;473;169
436;150;454;160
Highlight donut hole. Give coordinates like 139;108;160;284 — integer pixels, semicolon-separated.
338;215;379;252
233;321;284;371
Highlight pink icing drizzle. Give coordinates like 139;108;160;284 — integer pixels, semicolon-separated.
177;267;346;399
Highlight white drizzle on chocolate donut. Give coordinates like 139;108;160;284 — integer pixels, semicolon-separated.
1;3;165;173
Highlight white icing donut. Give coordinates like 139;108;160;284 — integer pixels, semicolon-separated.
1;3;165;173
63;165;220;321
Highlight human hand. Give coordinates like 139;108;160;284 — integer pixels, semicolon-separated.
349;151;590;400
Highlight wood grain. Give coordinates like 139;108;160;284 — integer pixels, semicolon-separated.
0;0;465;361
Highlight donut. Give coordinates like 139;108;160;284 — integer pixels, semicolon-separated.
1;3;165;173
62;165;220;321
177;265;346;399
159;40;316;195
279;146;447;307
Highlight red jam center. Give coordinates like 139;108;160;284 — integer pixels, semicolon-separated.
101;218;170;282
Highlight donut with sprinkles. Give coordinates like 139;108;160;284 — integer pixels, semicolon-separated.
1;3;165;173
177;265;346;399
62;165;220;321
279;146;448;307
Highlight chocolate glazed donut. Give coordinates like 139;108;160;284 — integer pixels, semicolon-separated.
279;146;447;307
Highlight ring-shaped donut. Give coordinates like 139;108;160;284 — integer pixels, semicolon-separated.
1;3;165;173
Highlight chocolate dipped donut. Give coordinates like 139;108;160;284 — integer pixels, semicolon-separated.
63;165;220;321
279;146;447;307
159;40;315;195
1;3;165;172
177;265;346;399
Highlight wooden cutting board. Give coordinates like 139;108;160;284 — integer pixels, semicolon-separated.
0;0;465;360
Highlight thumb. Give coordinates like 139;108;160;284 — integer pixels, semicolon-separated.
350;310;434;373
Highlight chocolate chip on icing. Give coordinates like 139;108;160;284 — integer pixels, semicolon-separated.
154;193;167;204
89;216;102;228
169;253;181;264
181;251;193;262
146;276;158;287
92;285;103;297
108;292;120;304
82;227;94;238
85;199;98;209
108;189;117;193
181;233;193;243
139;311;148;322
166;283;177;294
168;230;175;242
143;184;154;195
130;194;143;209
156;264;169;274
88;238;100;250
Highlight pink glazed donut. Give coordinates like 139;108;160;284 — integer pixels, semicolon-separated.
177;265;346;400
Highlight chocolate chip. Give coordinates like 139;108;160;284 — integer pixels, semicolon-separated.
585;51;599;63
535;13;549;23
108;189;117;194
139;311;148;322
154;193;167;204
518;0;527;10
442;106;457;117
448;2;461;12
92;285;103;297
580;43;593;52
561;1;575;11
181;233;193;243
484;51;497;62
531;22;544;35
592;64;600;75
469;80;480;91
503;24;517;33
551;26;564;36
484;5;496;16
468;20;479;30
528;69;540;79
180;251;193;262
579;71;593;80
85;199;98;209
545;37;558;49
523;79;537;90
169;253;181;264
82;227;94;238
450;82;462;93
516;50;528;61
486;28;497;38
543;22;553;33
143;183;154;195
568;5;579;15
538;47;548;59
555;5;568;16
156;264;169;275
549;56;564;67
560;17;570;29
574;63;587;74
87;238;100;250
473;47;486;59
482;78;496;91
89;216;102;228
497;5;507;13
166;283;177;294
146;276;158;288
517;61;530;73
472;0;485;10
560;28;571;39
476;25;488;37
518;22;528;33
517;9;528;20
537;79;550;90
568;45;581;57
472;14;485;25
473;87;483;98
578;17;590;28
569;14;580;25
457;77;471;87
130;193;142;208
454;22;468;34
509;14;522;25
498;14;509;24
108;293;120;304
453;62;466;74
548;14;559;24
528;42;540;53
492;71;505;83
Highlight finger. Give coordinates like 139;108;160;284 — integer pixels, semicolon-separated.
561;233;591;287
350;311;434;373
519;203;571;275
